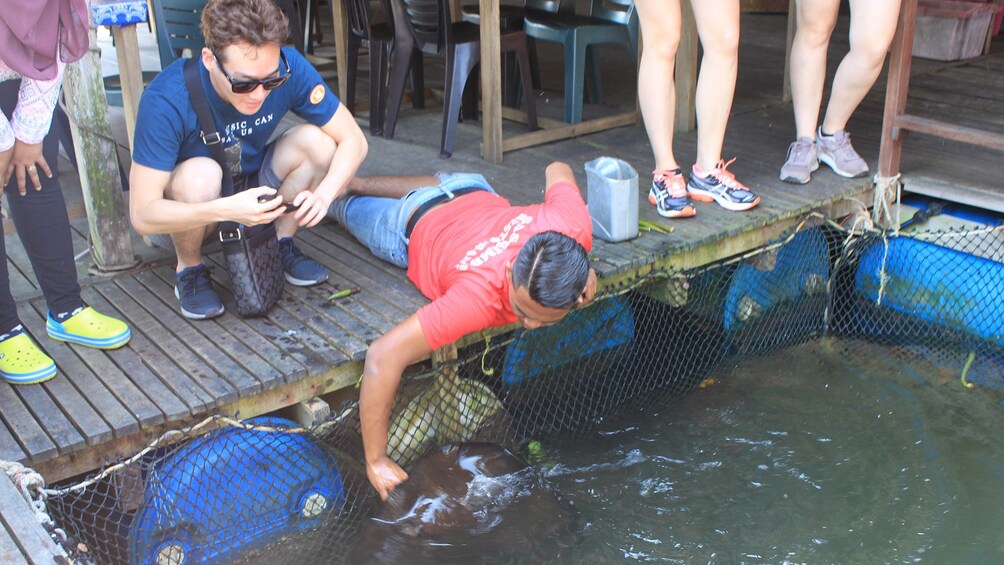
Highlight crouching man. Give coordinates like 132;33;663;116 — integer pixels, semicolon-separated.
129;0;367;319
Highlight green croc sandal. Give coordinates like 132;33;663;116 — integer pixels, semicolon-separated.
0;333;57;385
46;307;131;350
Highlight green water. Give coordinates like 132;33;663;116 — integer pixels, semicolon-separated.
541;338;1004;563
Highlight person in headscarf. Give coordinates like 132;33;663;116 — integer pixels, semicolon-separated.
0;0;131;386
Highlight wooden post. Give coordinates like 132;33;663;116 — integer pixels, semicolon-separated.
330;0;349;103
675;0;698;133
782;0;796;102
61;25;138;272
878;0;918;179
480;0;503;163
110;24;144;150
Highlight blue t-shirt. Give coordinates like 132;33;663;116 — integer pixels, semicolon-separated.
132;46;340;178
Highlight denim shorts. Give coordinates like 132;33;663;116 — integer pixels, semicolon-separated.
327;173;496;268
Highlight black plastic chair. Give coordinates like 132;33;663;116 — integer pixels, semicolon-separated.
460;0;563;105
523;0;638;124
343;0;425;135
383;0;538;157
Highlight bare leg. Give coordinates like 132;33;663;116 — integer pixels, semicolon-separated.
345;175;442;198
165;157;223;271
635;0;683;172
791;0;840;139
690;0;740;170
267;124;337;239
821;0;901;133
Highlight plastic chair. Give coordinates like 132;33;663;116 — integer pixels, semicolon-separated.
342;0;424;135
383;0;538;157
523;0;638;124
460;0;563;105
152;0;304;68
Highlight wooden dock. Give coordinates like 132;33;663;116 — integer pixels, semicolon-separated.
1;13;999;486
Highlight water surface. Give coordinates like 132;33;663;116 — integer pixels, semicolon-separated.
541;338;1004;563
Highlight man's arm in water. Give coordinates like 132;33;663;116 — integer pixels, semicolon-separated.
360;313;434;500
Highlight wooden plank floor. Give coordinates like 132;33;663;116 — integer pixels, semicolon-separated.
2;14;1000;484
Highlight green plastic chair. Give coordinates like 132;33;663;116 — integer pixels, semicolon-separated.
523;0;637;124
152;0;304;65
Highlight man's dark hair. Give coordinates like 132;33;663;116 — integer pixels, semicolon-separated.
511;231;590;309
201;0;289;59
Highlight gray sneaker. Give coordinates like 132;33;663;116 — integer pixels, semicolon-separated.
780;137;819;184
816;128;869;178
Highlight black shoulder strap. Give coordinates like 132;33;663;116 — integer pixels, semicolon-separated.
183;57;236;199
183;57;239;238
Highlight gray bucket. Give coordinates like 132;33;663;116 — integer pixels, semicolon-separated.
585;157;639;243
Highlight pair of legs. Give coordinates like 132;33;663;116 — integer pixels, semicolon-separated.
166;123;337;270
782;0;901;183
329;173;497;268
635;0;759;216
791;0;901;138
635;0;739;173
0;79;130;384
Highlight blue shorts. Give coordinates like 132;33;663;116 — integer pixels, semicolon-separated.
327;173;496;268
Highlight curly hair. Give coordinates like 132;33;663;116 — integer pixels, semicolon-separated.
201;0;289;59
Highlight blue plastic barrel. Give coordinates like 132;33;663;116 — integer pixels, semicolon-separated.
854;236;1004;346
129;416;344;564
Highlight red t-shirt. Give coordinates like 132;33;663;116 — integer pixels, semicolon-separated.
408;181;592;350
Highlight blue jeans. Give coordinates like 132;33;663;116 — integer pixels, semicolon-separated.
327;173;496;268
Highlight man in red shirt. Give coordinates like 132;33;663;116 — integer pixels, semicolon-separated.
329;161;597;499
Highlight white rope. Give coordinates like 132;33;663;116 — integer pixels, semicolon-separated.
872;173;902;232
1;461;67;544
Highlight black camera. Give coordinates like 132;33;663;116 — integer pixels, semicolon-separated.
257;193;299;212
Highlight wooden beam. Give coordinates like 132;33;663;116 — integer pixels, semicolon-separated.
499;111;639;153
675;0;698;133
596;191;874;293
894;114;1004;151
33;362;363;484
330;0;349;102
480;0;503;163
110;25;144;151
741;0;789;12
61;24;138;273
782;0;796;102
500;106;566;129
878;0;919;178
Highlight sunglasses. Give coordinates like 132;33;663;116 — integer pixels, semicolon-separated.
214;51;291;94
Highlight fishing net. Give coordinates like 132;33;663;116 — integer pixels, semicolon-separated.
15;211;1004;564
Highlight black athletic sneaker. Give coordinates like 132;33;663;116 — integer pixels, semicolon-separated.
687;158;760;212
648;168;696;218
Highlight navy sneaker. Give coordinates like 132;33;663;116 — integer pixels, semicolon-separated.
279;238;329;286
174;264;225;320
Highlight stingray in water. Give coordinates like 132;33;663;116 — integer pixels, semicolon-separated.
351;442;579;564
